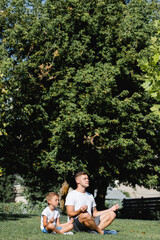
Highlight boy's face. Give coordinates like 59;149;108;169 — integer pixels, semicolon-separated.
48;195;59;207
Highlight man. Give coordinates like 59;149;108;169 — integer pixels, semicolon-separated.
65;171;119;235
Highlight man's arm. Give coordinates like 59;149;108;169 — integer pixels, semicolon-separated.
92;204;119;218
66;205;88;218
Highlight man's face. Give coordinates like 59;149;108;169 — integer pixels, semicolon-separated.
76;174;89;188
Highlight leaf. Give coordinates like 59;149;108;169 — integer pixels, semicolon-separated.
153;54;160;64
142;81;151;90
151;92;157;98
151;36;157;44
150;104;160;116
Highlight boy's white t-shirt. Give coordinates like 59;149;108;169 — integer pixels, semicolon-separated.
65;190;96;218
40;206;60;230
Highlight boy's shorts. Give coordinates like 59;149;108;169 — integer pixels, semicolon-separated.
73;215;100;232
41;226;62;233
42;228;48;233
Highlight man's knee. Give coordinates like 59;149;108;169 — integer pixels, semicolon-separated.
79;212;92;223
110;210;116;220
101;211;116;222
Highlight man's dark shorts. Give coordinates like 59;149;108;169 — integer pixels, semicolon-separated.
73;216;100;232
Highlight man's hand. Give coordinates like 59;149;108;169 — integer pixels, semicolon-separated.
80;205;88;213
109;204;119;212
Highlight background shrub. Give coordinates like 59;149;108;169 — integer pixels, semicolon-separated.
0;201;48;215
0;174;15;202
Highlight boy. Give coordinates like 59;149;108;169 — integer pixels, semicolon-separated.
41;192;73;235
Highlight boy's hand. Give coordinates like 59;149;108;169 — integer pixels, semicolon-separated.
49;217;54;223
69;218;74;224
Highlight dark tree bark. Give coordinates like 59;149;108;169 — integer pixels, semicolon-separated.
95;178;108;210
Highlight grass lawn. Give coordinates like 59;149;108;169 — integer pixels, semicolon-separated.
0;213;160;240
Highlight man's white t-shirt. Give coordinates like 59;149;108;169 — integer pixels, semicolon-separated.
40;206;60;230
65;190;96;218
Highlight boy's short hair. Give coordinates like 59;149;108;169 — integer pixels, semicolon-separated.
46;192;59;202
74;171;88;180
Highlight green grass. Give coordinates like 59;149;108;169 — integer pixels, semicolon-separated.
0;213;160;240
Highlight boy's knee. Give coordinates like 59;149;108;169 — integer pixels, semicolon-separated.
46;223;56;231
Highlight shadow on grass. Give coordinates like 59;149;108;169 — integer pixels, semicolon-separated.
0;213;36;221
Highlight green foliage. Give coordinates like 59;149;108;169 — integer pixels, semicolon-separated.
23;172;61;202
0;201;47;215
105;199;123;209
0;172;15;202
0;0;160;202
122;191;130;198
138;20;160;116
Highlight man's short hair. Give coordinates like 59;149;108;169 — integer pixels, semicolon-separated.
46;192;59;202
74;171;88;180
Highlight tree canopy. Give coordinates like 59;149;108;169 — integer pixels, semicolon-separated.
138;20;160;116
0;0;160;205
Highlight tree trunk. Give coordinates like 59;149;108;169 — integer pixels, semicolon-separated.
95;178;108;210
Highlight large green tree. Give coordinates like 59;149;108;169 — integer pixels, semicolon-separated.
0;0;160;206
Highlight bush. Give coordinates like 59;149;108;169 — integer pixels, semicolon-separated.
0;174;15;202
105;199;123;209
0;201;48;215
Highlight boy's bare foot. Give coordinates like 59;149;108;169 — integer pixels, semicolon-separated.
69;218;74;223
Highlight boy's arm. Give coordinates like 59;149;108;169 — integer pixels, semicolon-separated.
56;217;61;227
56;217;74;227
43;216;54;228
